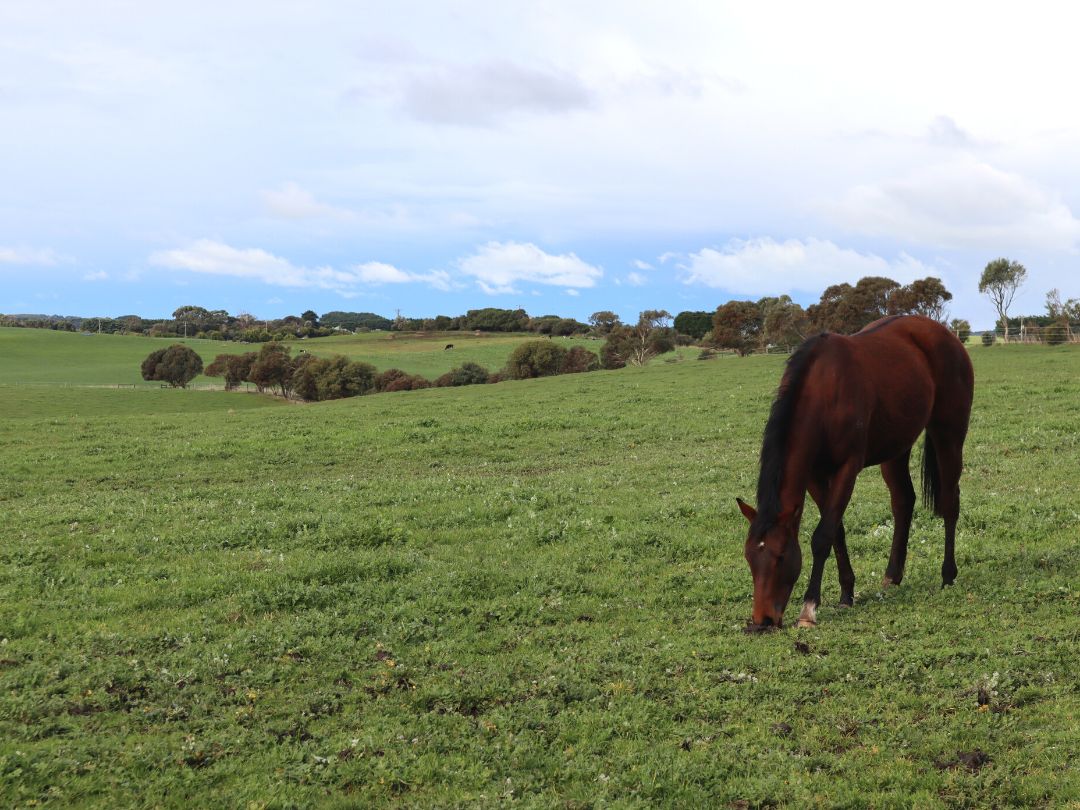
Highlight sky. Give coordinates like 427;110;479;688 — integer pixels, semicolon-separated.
3;1;1080;327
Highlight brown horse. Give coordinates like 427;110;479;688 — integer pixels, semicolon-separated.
737;315;973;632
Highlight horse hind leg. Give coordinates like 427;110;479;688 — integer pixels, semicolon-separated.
926;428;963;587
881;451;916;587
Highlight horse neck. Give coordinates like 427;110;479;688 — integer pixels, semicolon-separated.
777;435;815;528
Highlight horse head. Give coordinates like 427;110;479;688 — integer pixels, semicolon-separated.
737;498;803;632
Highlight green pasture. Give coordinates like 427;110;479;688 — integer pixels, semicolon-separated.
1;331;1078;807
0;327;598;387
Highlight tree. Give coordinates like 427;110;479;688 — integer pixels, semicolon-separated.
172;305;212;338
979;258;1027;341
301;309;319;327
949;319;972;343
712;301;763;355
588;311;622;335
249;342;295;397
1043;289;1077;344
673;310;713;340
600;311;675;368
762;299;810;347
205;351;256;389
504;340;567;379
891;277;952;321
140;344;204;388
464;308;530;332
806;276;953;334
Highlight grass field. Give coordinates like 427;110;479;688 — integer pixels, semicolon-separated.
0;327;599;387
1;331;1078;807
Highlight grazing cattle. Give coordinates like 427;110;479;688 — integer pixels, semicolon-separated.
737;315;974;632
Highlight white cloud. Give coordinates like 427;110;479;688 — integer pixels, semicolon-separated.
632;259;652;270
565;288;580;296
83;270;109;281
626;271;647;286
353;261;452;291
457;241;602;295
399;60;593;126
0;246;61;266
149;239;449;294
682;237;935;297
830;158;1080;251
262;183;352;220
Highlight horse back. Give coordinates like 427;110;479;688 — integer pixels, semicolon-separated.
807;316;972;467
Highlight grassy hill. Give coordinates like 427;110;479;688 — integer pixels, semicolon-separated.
0;326;601;387
1;332;1078;806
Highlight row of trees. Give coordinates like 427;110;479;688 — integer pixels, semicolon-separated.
144;338;606;400
703;276;954;355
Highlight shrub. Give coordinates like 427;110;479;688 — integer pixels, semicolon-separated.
297;355;376;400
697;348;718;360
374;368;431;393
561;346;599;374
504;340;567;379
140;344;203;388
981;332;996;346
599;336;628;369
1044;321;1068;346
435;362;491;387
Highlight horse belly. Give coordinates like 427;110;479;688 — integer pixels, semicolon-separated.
862;382;933;467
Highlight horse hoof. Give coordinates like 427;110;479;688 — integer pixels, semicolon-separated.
797;618;817;629
838;600;853;609
881;575;898;588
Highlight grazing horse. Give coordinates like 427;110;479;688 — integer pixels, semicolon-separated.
737;315;974;632
444;344;454;350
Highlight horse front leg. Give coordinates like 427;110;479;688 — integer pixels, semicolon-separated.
798;462;860;628
881;452;916;587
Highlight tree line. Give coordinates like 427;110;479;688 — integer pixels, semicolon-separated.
141;339;605;398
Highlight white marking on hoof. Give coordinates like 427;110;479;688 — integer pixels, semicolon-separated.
797;602;817;628
881;575;897;588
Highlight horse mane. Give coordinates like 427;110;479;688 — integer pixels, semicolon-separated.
750;333;828;538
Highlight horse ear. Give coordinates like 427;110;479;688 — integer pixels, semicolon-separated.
778;502;803;528
736;498;757;523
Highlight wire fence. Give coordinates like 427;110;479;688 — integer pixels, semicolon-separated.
985;321;1080;345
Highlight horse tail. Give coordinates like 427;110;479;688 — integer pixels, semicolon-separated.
921;431;942;516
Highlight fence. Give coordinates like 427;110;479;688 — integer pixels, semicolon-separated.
987;321;1080;345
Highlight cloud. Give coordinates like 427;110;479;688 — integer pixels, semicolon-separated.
681;237;935;297
926;115;975;148
353;261;452;291
456;241;602;295
149;239;449;294
398;60;593;126
262;183;352;220
565;288;580;297
626;271;647;286
83;270;109;281
632;259;652;270
0;246;62;266
830;158;1080;251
